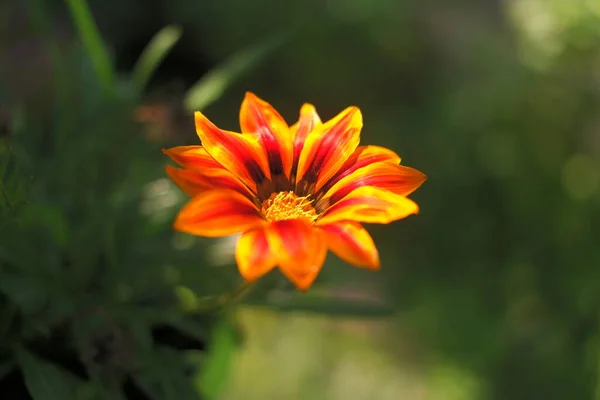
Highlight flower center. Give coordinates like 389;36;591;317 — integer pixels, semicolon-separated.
261;191;318;223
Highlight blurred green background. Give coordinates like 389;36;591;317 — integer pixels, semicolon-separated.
2;0;600;399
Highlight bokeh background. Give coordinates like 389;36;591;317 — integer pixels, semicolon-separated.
2;0;600;399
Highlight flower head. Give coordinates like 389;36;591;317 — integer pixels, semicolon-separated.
163;93;426;290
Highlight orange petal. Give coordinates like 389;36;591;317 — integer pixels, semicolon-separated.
290;103;322;178
166;165;210;196
296;106;362;193
166;165;253;198
265;219;327;291
239;92;293;179
321;162;427;204
318;145;401;194
174;189;264;237
319;222;380;269
235;227;277;282
195;111;270;192
162;146;222;171
316;186;419;226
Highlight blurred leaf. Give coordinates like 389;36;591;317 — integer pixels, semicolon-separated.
20;204;70;246
16;348;82;400
0;144;28;221
0;360;14;380
175;285;201;313
0;300;18;340
0;144;11;182
132;25;183;91
126;307;208;344
0;273;46;314
77;382;112;400
64;0;115;91
127;315;153;352
132;346;200;400
184;33;288;112
195;318;238;399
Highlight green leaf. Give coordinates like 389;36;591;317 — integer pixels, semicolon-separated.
0;273;47;314
20;204;70;246
184;33;288;112
132;25;182;91
63;0;115;91
121;307;208;343
132;346;200;400
0;360;15;380
126;316;154;352
16;348;83;400
0;144;11;182
195;318;239;399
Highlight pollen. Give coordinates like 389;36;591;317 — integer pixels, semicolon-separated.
261;191;318;223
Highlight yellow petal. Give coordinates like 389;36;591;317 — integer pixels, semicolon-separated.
316;186;419;226
321;162;427;204
319;222;380;269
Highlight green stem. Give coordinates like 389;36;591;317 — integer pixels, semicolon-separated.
194;281;255;313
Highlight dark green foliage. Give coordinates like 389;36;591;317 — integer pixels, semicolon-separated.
0;2;246;398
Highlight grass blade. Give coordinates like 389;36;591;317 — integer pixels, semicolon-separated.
132;25;183;91
64;0;115;90
184;33;288;112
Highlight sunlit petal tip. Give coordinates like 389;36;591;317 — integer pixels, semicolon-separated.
299;103;318;116
241;92;270;115
279;263;322;291
243;91;261;102
292;275;317;291
412;168;428;184
291;103;322;153
341;105;363;125
194;111;220;140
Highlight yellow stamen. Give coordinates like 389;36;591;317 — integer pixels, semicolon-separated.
261;191;318;223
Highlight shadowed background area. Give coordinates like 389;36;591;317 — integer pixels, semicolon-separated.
1;0;600;399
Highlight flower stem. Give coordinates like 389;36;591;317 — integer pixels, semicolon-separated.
193;281;255;314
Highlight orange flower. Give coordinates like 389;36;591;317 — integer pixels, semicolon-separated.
164;93;426;290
